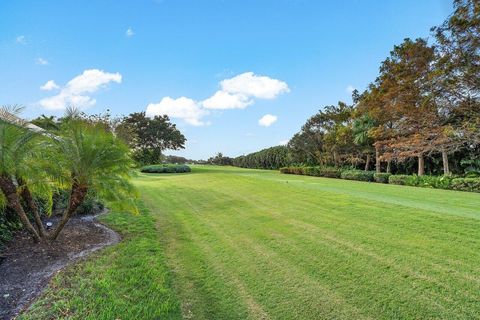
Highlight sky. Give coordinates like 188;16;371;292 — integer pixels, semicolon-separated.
0;0;453;160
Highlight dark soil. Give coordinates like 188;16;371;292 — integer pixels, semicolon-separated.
0;213;120;320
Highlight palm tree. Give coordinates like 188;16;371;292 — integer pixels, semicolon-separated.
0;106;138;242
352;114;375;171
0;106;46;241
46;115;138;240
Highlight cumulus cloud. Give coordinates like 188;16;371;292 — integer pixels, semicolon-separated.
126;27;134;37
221;72;289;99
36;57;49;65
202;72;289;110
146;72;289;126
40;80;59;91
258;114;278;127
346;85;356;93
16;35;26;45
39;69;122;110
279;139;289;145
202;90;251;109
146;97;209;126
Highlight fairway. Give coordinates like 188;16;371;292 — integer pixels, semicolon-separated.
24;166;480;319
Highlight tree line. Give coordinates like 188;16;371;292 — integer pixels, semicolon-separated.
238;0;479;176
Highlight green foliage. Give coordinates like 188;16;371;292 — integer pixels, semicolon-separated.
340;170;375;182
0;208;21;248
234;146;291;170
140;164;191;174
318;167;343;178
120;112;186;165
373;173;391;183
451;178;480;193
388;175;418;186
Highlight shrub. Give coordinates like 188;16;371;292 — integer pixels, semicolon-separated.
388;175;418;186
451;178;480;192
141;164;191;174
373;173;391;183
341;170;375;182
279;167;292;174
318;167;342;178
303;166;320;176
416;175;455;189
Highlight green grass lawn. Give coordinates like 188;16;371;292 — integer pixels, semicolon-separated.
23;166;480;319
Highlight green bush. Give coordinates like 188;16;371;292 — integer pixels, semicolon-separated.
388;175;418;186
318;167;342;178
374;173;391;183
303;166;320;176
141;164;191;174
451;178;480;192
341;170;375;182
416;175;455;189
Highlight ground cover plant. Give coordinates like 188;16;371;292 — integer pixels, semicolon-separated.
21;166;480;319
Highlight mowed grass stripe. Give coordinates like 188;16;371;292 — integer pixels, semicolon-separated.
141;183;368;320
135;166;480;319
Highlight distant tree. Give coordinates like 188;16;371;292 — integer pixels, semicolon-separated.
208;153;233;166
120;112;186;165
233;146;291;169
352;114;376;171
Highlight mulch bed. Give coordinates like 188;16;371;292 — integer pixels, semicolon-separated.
0;214;120;320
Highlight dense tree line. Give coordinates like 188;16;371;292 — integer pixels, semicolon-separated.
288;0;479;176
233;146;291;169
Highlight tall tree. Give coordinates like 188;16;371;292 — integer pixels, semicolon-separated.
120;112;186;165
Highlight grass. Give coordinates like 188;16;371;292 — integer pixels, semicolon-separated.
22;165;480;319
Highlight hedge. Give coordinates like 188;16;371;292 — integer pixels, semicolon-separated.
451;178;480;192
141;164;191;173
388;175;418;186
374;173;391;183
340;170;375;182
279;166;479;193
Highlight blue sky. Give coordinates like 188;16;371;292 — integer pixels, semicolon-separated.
0;0;452;159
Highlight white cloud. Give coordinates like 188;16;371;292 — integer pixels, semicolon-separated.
36;57;49;65
16;35;26;45
40;80;59;91
202;72;289;110
202;90;251;109
221;72;289;99
258;114;278;127
346;85;355;93
126;27;134;37
279;139;289;145
146;97;209;126
146;72;289;126
39;69;122;110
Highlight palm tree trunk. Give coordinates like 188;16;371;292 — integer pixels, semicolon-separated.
49;182;88;240
0;175;41;242
365;154;371;171
442;148;450;175
418;154;425;176
19;181;46;237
